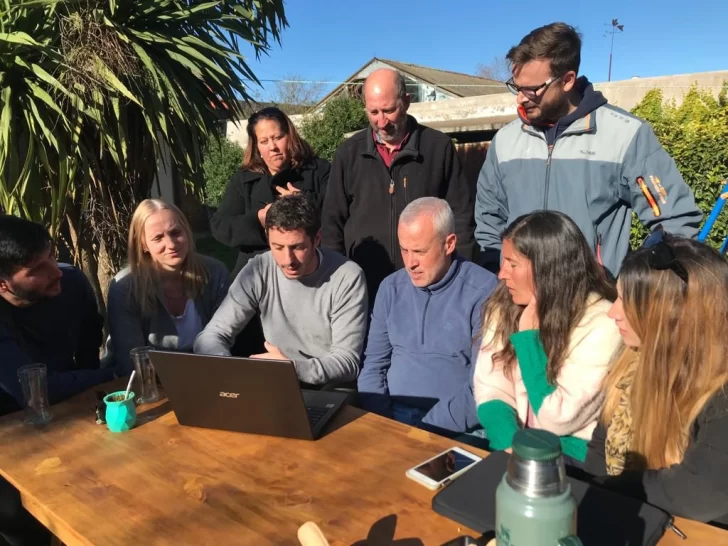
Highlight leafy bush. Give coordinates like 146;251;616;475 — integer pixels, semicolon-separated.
202;137;244;207
630;84;728;249
299;95;369;161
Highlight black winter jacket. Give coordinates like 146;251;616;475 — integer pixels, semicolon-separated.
210;158;330;276
321;116;475;305
584;388;728;528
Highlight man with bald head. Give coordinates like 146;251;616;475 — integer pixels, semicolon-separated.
322;68;475;306
357;198;496;433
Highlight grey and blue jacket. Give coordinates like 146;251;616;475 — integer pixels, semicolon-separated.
475;77;702;276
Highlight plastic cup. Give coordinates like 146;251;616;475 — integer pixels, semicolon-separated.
17;364;52;425
130;347;160;403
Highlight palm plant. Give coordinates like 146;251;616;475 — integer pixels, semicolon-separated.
0;0;286;313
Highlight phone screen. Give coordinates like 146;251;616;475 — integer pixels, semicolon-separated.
413;449;478;483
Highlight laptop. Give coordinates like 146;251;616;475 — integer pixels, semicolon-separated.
148;351;348;440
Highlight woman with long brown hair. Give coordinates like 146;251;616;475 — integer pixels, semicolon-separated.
106;199;230;373
473;211;622;462
211;106;330;277
585;231;728;526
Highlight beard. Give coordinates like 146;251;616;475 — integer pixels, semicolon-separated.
523;92;569;125
375;118;407;143
6;280;60;304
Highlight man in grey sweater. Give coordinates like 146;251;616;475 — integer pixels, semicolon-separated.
194;194;368;386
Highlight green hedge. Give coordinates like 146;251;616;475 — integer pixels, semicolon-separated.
202;137;244;208
299;95;368;161
630;84;728;249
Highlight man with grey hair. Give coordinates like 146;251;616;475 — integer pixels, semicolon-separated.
358;197;497;433
322;68;476;307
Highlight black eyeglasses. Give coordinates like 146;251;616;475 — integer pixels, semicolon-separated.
505;75;562;100
642;226;688;284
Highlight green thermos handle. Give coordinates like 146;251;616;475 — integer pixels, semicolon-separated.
557;536;583;546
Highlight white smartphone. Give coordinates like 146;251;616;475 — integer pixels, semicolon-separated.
406;447;482;490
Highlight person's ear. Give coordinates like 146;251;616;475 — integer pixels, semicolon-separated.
444;233;457;255
562;70;577;93
401;94;411;112
313;229;322;248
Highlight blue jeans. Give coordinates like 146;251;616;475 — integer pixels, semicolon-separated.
390;403;489;448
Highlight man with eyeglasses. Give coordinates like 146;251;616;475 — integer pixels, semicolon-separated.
474;22;701;277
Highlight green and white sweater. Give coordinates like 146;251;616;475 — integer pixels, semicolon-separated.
473;296;622;461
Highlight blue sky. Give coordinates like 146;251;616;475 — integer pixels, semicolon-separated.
245;0;728;101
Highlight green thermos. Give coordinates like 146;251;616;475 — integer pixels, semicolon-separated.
495;429;582;546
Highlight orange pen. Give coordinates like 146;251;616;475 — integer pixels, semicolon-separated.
636;176;661;217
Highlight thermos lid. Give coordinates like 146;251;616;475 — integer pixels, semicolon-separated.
512;429;562;461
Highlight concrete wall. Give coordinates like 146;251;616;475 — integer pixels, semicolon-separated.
226;119;249;150
593;70;727;110
407;70;728;133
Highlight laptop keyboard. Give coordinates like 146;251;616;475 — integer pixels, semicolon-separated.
306;406;329;428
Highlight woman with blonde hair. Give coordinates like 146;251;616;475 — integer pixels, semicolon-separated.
106;199;230;373
585;231;728;526
473;211;622;462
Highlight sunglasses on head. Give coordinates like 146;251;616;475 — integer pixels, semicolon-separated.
247;106;284;125
642;226;688;284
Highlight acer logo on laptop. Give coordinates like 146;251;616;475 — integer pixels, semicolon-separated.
219;392;240;399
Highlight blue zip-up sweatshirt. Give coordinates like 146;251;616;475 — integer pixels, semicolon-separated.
358;255;498;432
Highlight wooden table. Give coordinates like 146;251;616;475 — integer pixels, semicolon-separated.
0;385;723;546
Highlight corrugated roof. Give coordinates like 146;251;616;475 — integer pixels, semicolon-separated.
314;57;508;108
379;58;507;97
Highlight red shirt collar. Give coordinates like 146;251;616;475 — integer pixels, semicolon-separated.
373;130;410;168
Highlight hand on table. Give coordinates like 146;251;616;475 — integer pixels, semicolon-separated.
250;341;288;361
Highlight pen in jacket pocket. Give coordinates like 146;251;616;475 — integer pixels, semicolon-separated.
636;176;661;217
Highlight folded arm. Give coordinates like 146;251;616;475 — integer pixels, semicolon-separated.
622;123;702;237
513;315;621;437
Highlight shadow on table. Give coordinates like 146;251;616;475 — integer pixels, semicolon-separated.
134;401;173;427
320;405;366;438
350;514;423;546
